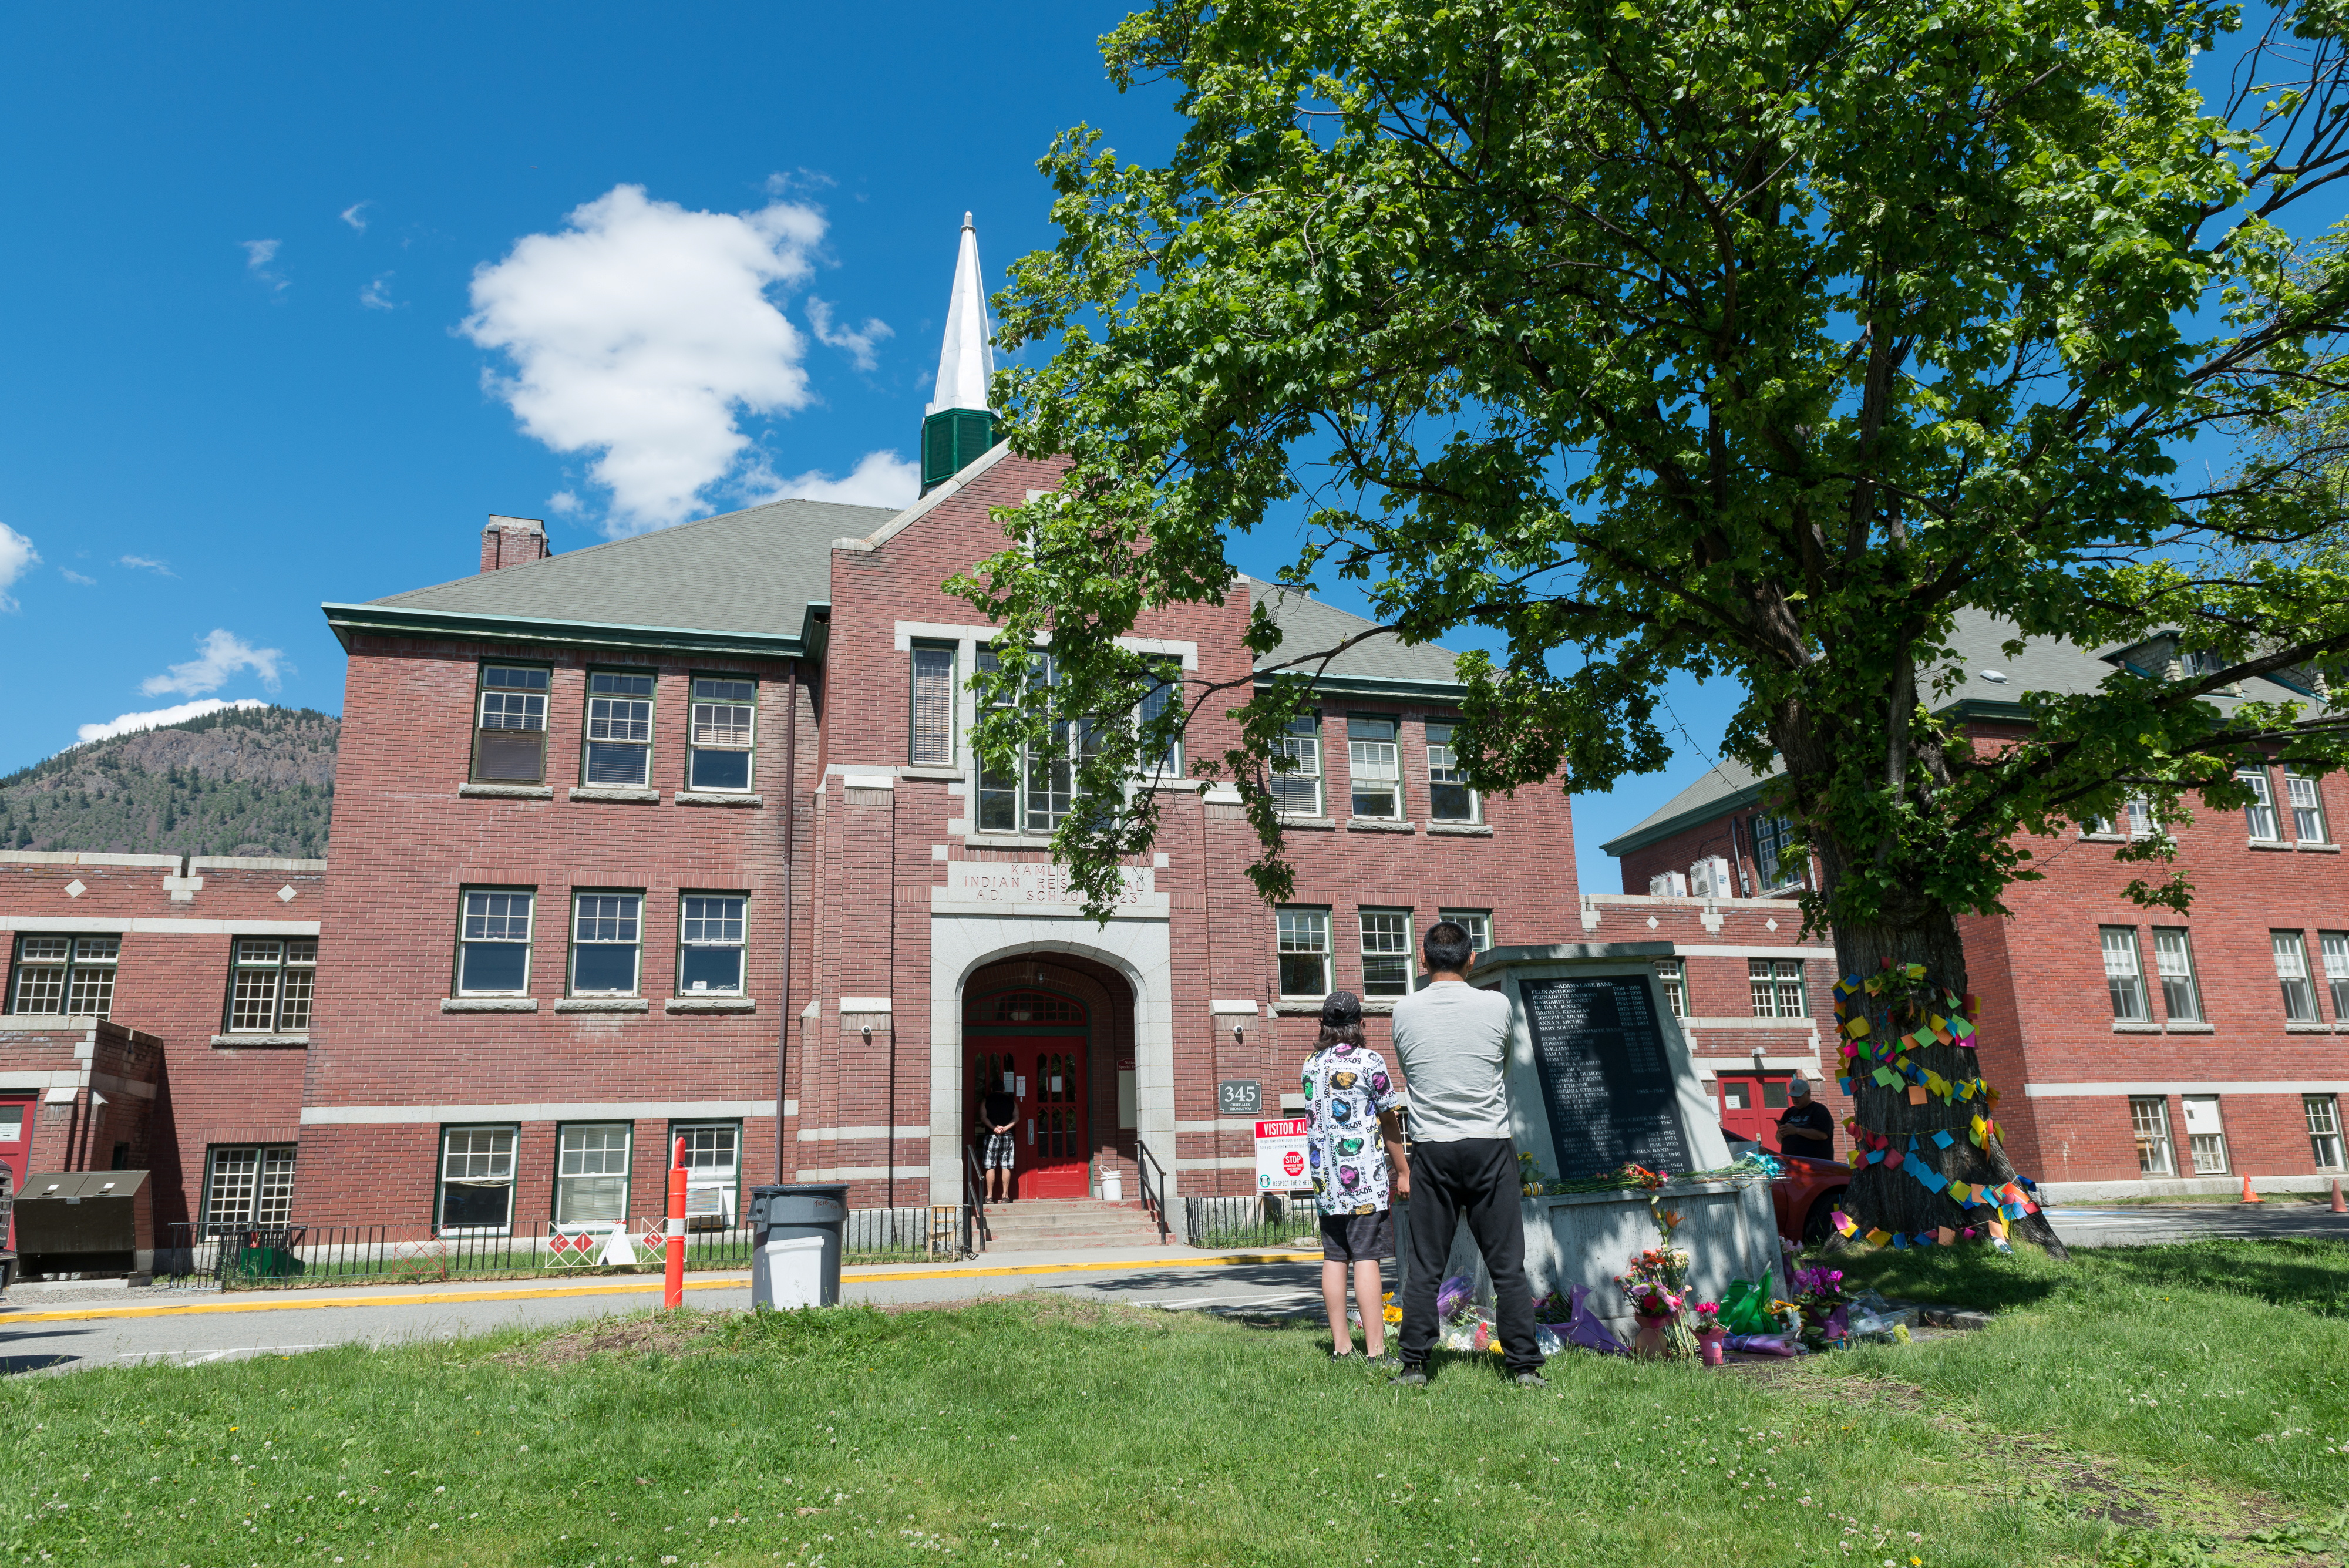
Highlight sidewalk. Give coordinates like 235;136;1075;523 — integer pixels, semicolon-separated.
0;1244;1321;1325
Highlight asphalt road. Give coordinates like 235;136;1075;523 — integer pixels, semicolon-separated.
0;1255;1342;1377
2044;1200;2349;1249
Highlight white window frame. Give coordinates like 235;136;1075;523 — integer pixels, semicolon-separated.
677;893;748;997
1753;815;1803;890
1359;909;1414;998
674;1121;743;1226
2276;931;2321;1022
2181;1095;2229;1175
2091;797;2155;837
1270;712;1324;819
1437;909;1493;958
2129;1096;2175;1176
909;644;957;767
1135;660;1183;785
2101;927;2149;1022
1277;907;1332;999
1345;715;1402;820
2307;1095;2345;1172
1654;957;1686;1018
1748;958;1804;1019
1425;721;1480;823
2286;770;2330;844
972;649;1095;834
2151;928;2202;1024
687;675;756;793
226;937;317;1033
553;1122;632;1226
437;1125;519;1236
2240;767;2281;842
583;669;656;788
569;891;644;997
200;1144;297;1232
2322;931;2349;1022
9;934;119;1018
456;889;534;997
472;663;550;784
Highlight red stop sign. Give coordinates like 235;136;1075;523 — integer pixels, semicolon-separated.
1283;1150;1305;1177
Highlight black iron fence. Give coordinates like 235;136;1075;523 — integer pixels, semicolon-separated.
1183;1193;1322;1250
156;1206;961;1291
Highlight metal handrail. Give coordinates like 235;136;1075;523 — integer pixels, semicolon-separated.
1133;1139;1172;1244
963;1142;991;1255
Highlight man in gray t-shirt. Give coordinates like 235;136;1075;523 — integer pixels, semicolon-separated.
1388;921;1543;1385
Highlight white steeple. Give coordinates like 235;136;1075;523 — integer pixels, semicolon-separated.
927;213;993;415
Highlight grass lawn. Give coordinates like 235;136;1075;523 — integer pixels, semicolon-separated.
5;1240;2348;1568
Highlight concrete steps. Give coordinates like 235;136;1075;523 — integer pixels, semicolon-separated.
978;1199;1169;1251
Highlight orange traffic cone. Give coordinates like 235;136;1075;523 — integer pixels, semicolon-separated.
2241;1173;2264;1204
2331;1178;2345;1214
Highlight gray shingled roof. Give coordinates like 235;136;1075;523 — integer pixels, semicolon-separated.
1245;578;1465;689
366;497;897;638
1598;607;2326;857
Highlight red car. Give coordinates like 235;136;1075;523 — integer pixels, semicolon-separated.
1725;1129;1850;1244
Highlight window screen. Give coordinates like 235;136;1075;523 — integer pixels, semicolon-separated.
584;672;655;787
474;665;549;783
910;645;956;766
688;677;755;791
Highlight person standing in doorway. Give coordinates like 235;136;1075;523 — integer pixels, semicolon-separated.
979;1083;1018;1204
1301;990;1409;1361
1776;1077;1836;1161
1389;920;1545;1387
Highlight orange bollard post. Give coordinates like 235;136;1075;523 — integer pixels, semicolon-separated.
665;1135;688;1309
2333;1177;2345;1214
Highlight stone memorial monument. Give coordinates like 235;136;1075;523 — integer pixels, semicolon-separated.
1399;941;1783;1331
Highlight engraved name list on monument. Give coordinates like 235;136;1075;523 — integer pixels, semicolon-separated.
1520;976;1694;1179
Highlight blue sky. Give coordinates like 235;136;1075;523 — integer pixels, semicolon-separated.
0;4;1761;893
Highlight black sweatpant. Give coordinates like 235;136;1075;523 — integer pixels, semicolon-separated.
1399;1136;1542;1375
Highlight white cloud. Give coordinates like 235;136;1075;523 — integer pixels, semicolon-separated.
757;450;921;509
77;698;268;745
0;524;38;611
463;183;829;534
360;274;397;311
243;238;287;292
341;201;371;232
806;297;892;371
140;629;287;698
547;490;583;516
119;554;176;576
61;568;95;586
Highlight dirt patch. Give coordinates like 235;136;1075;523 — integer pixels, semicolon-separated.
492;1311;723;1368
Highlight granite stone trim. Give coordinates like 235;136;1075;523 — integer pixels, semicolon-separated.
675;792;763;807
665;997;758;1013
441;998;538;1012
210;1033;311;1047
458;783;554;799
553;997;651;1012
568;787;661;804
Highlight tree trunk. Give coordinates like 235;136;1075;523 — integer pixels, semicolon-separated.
1826;901;2071;1261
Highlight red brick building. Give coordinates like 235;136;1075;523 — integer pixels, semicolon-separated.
1600;611;2349;1199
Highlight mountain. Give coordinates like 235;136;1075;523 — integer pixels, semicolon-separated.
0;706;337;859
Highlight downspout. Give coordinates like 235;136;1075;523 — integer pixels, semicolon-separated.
775;658;799;1183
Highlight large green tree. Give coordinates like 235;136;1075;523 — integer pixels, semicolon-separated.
954;0;2349;1247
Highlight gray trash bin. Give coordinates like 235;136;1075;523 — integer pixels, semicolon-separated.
748;1183;849;1308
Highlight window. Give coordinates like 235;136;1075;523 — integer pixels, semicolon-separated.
1277;908;1332;998
2308;1096;2345;1171
909;645;956;766
226;938;317;1032
2101;927;2149;1022
1438;909;1493;957
678;894;747;995
2129;1096;2175;1176
676;1121;742;1224
9;934;118;1018
2151;928;2201;1024
1359;910;1413;998
2275;931;2320;1021
554;1123;631;1224
1136;661;1182;780
688;677;755;791
200;1145;295;1231
1748;959;1805;1019
456;890;534;995
973;650;1095;833
438;1126;517;1233
583;671;655;786
1425;721;1479;822
2286;771;2330;843
1347;716;1402;819
2181;1095;2229;1175
473;664;549;783
1270;712;1324;817
571;893;642;995
2091;797;2154;837
1654;958;1686;1018
2240;767;2280;840
2322;931;2349;1021
1753;815;1802;889
2178;648;2222;679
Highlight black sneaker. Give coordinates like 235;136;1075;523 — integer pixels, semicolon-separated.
1391;1364;1429;1387
1512;1370;1550;1389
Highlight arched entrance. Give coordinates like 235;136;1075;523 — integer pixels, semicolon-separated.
964;981;1092;1199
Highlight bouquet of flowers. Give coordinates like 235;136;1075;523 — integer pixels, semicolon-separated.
1614;1245;1698;1359
1691;1300;1722;1333
1789;1265;1850;1349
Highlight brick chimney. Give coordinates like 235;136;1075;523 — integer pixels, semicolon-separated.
479;515;551;573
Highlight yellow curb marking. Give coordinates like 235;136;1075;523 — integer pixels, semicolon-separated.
0;1252;1320;1324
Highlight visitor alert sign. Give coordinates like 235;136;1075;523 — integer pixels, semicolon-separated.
1254;1118;1311;1192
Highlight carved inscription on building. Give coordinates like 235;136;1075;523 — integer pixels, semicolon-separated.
943;863;1155;908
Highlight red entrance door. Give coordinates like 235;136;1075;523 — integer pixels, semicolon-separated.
0;1095;31;1250
968;988;1092;1200
1718;1074;1789;1151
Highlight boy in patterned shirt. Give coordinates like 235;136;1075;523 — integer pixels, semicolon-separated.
1301;990;1410;1360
